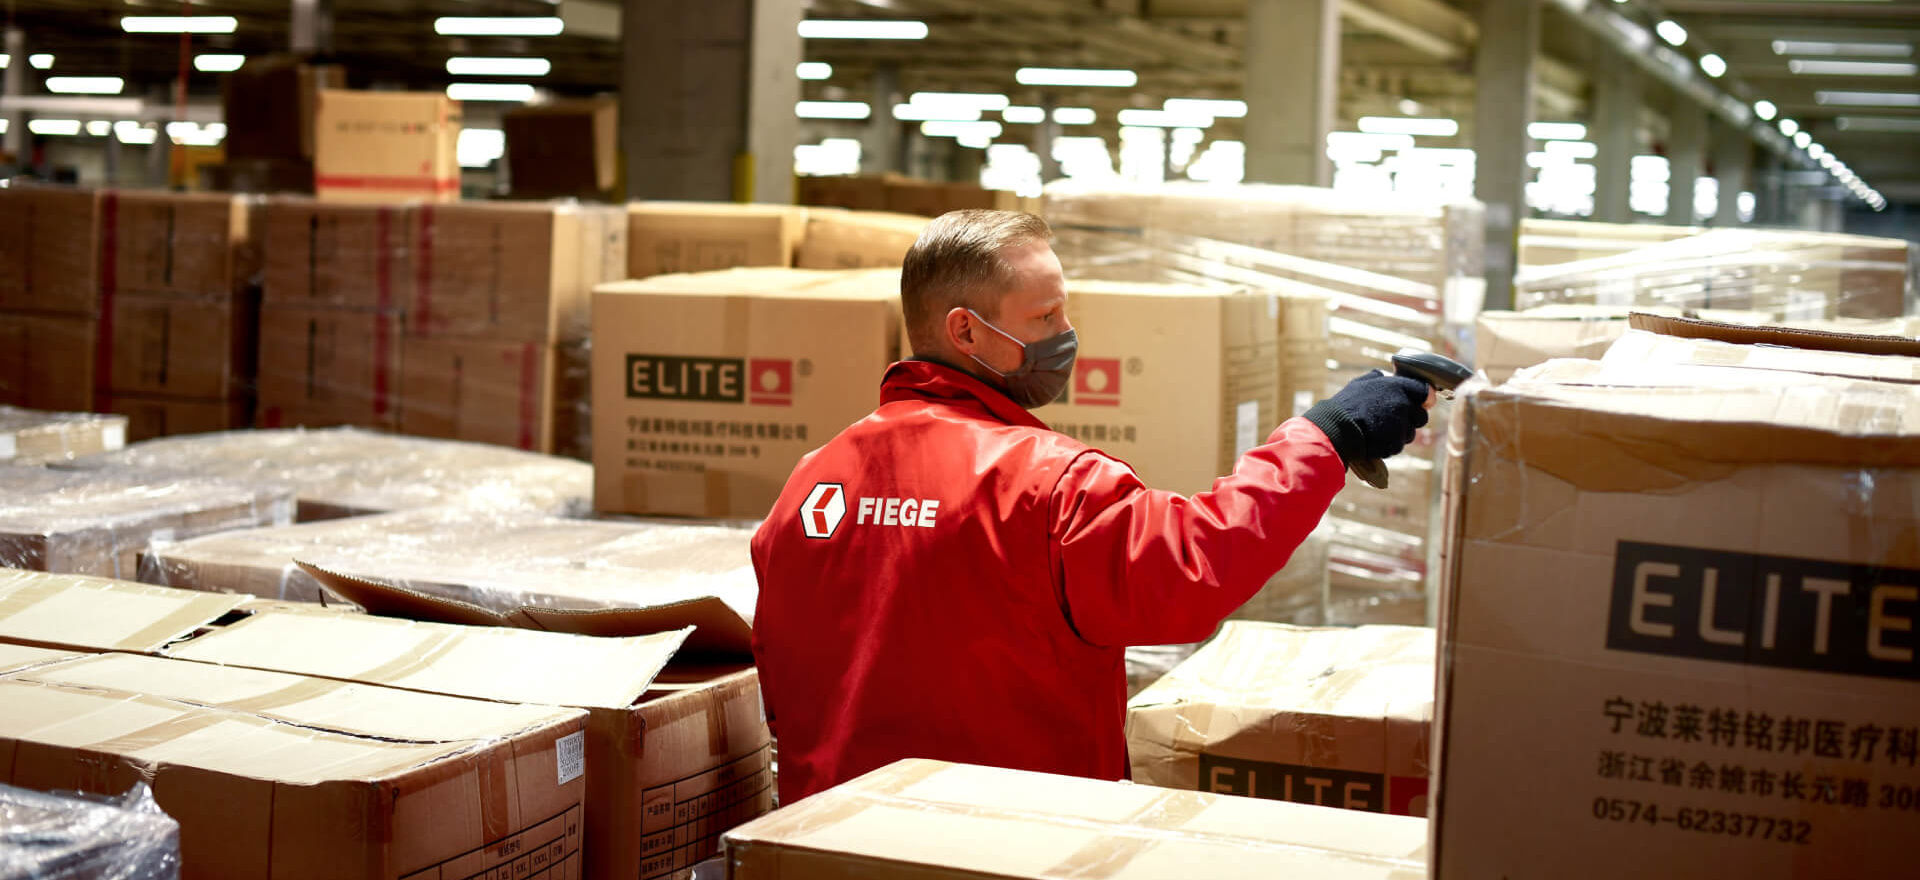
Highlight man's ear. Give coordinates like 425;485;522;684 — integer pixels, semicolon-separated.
944;307;975;352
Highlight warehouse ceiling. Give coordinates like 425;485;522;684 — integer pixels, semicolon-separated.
3;0;1918;197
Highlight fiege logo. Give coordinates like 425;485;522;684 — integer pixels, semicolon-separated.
625;354;794;406
800;482;940;540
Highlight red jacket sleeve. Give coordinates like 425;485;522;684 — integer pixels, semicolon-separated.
1047;417;1347;648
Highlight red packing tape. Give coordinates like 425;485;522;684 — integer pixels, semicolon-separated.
415;205;436;333
518;342;537;451
373;207;393;419
93;191;119;413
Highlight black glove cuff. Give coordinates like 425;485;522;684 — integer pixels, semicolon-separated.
1303;400;1364;467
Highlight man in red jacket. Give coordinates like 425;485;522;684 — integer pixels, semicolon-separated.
750;210;1433;803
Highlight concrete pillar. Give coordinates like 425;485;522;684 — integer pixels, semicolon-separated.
1470;0;1538;312
1592;64;1636;223
860;64;901;176
1665;103;1705;226
146;86;173;189
1754;157;1784;227
291;0;334;54
1037;97;1061;183
951;143;984;186
621;0;803;203
1242;0;1337;186
1712;125;1750;227
2;28;26;163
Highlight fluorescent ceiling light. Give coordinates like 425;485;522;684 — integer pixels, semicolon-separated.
921;120;1002;139
1837;115;1920;132
1656;21;1687;47
114;121;157;144
1117;108;1212;128
1788;60;1918;76
1778;118;1800;136
1016;67;1137;88
1165;98;1247;118
1753;100;1778;120
1815;90;1920;106
797;100;871;120
910;92;1009;112
797;62;832;80
1328;131;1415;152
893;104;980;122
30;54;52;69
85;121;110;136
1052;107;1096;125
1794;131;1813;148
1529;121;1587;140
27;119;81;136
194;54;245;73
1357;116;1458;137
458;129;506;169
1772;40;1913;57
434;17;563;36
798;20;928;39
121;16;237;33
1700;54;1727;78
957;134;992;150
1808;143;1828;159
45;77;124;95
1002;106;1045;124
1545;140;1599;159
446;82;537;102
447;57;551;76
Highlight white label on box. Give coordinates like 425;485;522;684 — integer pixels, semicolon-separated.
1266;294;1280;321
556;731;585;785
0;434;15;461
1235;400;1260;458
102;422;127;452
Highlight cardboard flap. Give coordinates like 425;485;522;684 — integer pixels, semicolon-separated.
0;569;248;653
510;597;753;657
1605;329;1920;385
293;560;511;628
0;643;85;675
1628;312;1920;357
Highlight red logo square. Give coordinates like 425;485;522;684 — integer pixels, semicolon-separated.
748;359;794;406
1074;358;1122;406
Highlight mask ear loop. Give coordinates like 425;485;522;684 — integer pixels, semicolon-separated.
965;309;1033;378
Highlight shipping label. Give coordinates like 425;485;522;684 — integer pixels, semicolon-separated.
637;744;776;880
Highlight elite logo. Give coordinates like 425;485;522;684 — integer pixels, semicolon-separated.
626;354;796;407
1073;358;1123;407
800;483;847;539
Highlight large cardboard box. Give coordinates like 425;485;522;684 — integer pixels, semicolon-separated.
408;203;621;342
0;187;102;316
626;203;806;279
223;55;344;161
796;175;890;212
1518;218;1700;268
592;268;902;517
1128;621;1433;817
165;611;774;880
0;470;294;578
504;99;618;198
261;199;415;309
400;338;558;452
724;759;1430;879
0;312;98;413
106;394;252;442
314;90;461;204
101;295;255;400
256;305;403;430
0;570;248;651
794;210;927;270
110;192;257;299
1432;351;1920;878
1033;281;1280;496
0;406;126;464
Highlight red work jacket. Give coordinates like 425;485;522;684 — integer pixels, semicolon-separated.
749;359;1347;803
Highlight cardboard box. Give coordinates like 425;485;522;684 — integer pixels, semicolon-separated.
1277;290;1330;419
408;203;619;342
724;758;1430;879
796;175;889;212
257;305;403;430
0;187;102;315
1626;311;1920;358
0;312;97;414
503;99;618;198
1604;327;1920;385
109;192;256;299
261;199;415;309
1433;355;1920;879
1127;621;1433;816
106;394;252;442
1033;281;1280;496
592;268;902;517
0;643;85;676
101;294;256;400
794;210;927;270
0;668;587;880
1518;218;1700;268
626;203;806;279
0;470;294;578
165;611;774;880
314;89;461;204
223;55;344;161
400;338;558;452
204;157;316;195
0;406;126;464
0;570;248;651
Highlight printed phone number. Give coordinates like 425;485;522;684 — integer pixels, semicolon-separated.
1590;797;1810;845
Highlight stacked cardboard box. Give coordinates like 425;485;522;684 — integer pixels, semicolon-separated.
796;175;890;212
592;268;903;518
797;174;1039;218
313;89;461;204
504;99;618;200
1432;324;1920;878
794;209;928;270
1518;218;1700;268
626;203;808;279
0;407;127;464
0;467;293;577
66;426;592;521
724;759;1430;879
215;54;344;194
1128;621;1433;817
0;780;179;878
0;187;104;414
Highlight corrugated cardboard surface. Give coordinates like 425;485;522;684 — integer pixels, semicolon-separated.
110;192;255;299
797;176;891;212
106;394;253;443
400;338;557;452
0;643;85;675
1434;367;1920;879
1033;282;1280;496
257;304;404;431
407;203;604;343
626;203;807;279
1605;328;1920;386
0;406;126;464
262;199;415;309
0;570;246;652
591;268;902;518
725;759;1429;880
1127;621;1433;816
224;56;343;161
0;312;98;413
102;295;255;400
794;210;927;270
0;187;102;316
504;99;618;198
313;89;461;204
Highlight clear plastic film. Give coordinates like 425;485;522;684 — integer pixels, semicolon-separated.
0;408;128;466
59;427;592;521
0;782;180;880
0;466;294;579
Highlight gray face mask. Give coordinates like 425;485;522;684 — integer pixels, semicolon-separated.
965;309;1078;409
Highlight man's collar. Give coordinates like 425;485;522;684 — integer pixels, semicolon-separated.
880;359;1051;430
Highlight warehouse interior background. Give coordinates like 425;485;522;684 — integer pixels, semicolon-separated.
4;0;1919;306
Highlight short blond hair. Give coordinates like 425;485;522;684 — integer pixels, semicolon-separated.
900;210;1053;355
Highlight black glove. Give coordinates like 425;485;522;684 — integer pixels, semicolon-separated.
1303;370;1430;465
